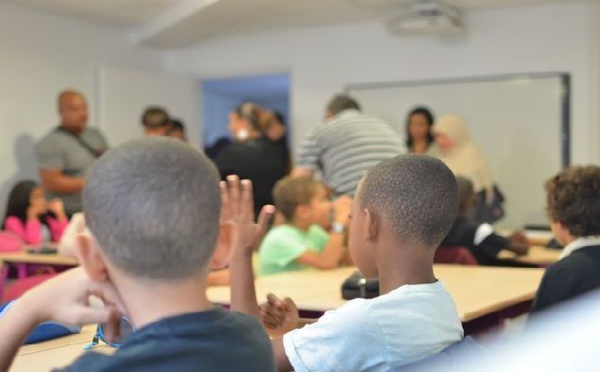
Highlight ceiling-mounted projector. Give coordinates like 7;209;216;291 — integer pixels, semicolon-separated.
385;1;465;36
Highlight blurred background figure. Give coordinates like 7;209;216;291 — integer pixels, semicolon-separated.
430;114;497;223
259;110;291;174
213;102;287;216
169;119;187;142
406;106;435;154
141;106;172;137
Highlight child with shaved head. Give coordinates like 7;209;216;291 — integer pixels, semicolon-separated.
0;138;275;371
230;154;464;371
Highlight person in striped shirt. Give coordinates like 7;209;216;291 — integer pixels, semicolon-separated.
292;94;406;196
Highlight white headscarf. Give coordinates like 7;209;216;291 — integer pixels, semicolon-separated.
429;114;494;199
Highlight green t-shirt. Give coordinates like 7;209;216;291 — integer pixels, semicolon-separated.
258;224;330;276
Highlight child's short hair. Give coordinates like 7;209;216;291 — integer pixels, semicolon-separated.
545;165;600;236
84;137;221;280
358;154;458;248
273;177;323;221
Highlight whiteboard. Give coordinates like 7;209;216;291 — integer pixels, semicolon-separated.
347;74;570;229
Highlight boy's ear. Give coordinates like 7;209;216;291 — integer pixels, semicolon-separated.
550;219;573;245
295;204;309;219
74;234;109;281
364;208;380;242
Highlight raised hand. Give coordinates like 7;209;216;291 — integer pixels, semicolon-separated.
224;175;276;318
220;175;275;257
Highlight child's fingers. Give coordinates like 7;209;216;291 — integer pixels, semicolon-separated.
99;307;122;342
261;302;287;316
261;311;285;327
227;175;241;217
220;181;231;221
266;293;287;309
88;280;126;315
240;179;255;221
283;297;298;312
69;305;115;326
256;205;276;236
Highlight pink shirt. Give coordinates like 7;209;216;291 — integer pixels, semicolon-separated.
4;216;68;245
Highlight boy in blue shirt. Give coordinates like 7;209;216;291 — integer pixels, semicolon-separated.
228;154;464;371
0;138;275;371
259;177;351;275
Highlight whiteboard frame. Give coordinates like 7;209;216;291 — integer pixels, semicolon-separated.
345;72;571;167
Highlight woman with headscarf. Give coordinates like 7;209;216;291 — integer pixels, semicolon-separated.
428;114;495;218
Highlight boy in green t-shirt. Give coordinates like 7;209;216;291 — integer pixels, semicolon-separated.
258;177;351;276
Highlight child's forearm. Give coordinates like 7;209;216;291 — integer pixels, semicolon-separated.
229;249;260;319
24;220;42;245
319;232;346;268
0;300;44;371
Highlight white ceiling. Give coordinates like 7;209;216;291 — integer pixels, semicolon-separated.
2;0;581;48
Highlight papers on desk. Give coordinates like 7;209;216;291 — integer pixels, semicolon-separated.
524;230;554;241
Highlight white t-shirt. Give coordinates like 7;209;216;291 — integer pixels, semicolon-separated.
283;281;463;371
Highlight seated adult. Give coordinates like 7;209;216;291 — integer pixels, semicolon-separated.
213;103;286;216
429;114;494;217
293;94;406;196
36;90;108;217
141;106;172;137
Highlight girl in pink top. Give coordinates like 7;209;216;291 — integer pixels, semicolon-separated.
2;181;68;245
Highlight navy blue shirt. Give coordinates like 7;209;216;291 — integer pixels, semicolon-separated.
531;245;600;313
441;217;510;265
213;138;286;217
59;307;275;371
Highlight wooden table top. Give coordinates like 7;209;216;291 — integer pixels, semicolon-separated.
11;264;544;370
11;325;112;372
207;265;545;322
0;252;78;266
498;246;562;266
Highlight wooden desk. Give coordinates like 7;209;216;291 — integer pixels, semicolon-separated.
0;252;79;299
11;325;112;372
207;265;545;324
0;252;78;267
524;230;554;247
498;246;562;267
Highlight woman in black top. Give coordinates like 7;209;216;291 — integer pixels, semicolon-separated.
213;103;286;216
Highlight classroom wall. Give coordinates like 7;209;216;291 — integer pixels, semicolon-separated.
0;3;169;213
98;65;200;148
167;1;599;166
592;1;600;162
